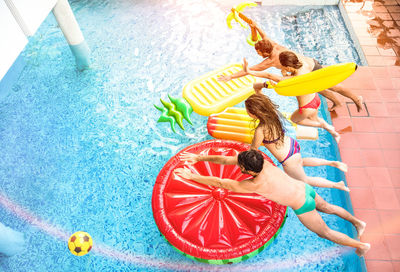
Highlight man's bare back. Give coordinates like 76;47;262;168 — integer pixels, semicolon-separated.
240;161;306;210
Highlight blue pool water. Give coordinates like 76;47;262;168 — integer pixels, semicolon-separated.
0;1;364;271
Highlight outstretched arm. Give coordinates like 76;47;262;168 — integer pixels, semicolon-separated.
243;58;284;82
249;21;279;47
218;59;275;82
174;168;250;193
179;152;238;165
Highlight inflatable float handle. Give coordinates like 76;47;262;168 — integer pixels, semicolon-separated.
233;9;251;24
250;27;257;42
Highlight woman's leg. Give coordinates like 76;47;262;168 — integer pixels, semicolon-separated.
329;84;364;112
283;155;349;192
291;109;340;143
318;89;342;111
290;109;321;127
314;194;366;239
296;210;370;256
316;115;341;143
302;157;348;172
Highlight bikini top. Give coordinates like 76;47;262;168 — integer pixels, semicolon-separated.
262;133;285;144
262;138;280;144
261;124;286;145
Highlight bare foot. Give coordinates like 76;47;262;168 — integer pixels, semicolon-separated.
355;220;367;239
334;181;350;192
355;96;364;112
329;102;343;112
331;161;348;172
355;243;370;257
325;123;341;143
332;131;341;144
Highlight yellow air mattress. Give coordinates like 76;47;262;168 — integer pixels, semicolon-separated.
265;62;357;96
182;64;257;116
207;107;318;144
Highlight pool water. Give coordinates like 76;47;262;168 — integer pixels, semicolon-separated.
0;1;364;271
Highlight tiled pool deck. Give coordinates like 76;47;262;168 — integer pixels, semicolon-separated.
334;1;400;271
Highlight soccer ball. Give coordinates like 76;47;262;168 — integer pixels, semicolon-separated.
68;231;93;256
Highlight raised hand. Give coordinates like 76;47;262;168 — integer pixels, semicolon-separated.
217;74;232;82
243;58;249;73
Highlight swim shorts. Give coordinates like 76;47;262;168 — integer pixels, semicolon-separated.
294;184;316;215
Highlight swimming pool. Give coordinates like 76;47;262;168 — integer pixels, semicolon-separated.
0;1;365;271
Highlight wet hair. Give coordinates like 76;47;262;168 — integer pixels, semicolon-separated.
245;93;285;146
238;150;264;173
255;40;273;55
279;51;303;69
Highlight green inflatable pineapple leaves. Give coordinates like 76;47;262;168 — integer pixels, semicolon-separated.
154;95;193;133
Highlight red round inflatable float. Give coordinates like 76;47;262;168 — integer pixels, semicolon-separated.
152;140;287;264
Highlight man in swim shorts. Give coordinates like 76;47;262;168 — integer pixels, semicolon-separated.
175;150;370;257
218;21;363;112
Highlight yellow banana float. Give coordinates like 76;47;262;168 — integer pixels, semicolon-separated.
207;107;318;143
182;63;258;116
265;62;357;96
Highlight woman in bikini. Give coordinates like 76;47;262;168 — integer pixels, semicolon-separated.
242;56;341;143
279;51;363;111
245;93;349;192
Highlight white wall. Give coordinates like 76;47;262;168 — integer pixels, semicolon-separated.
5;0;58;36
0;0;57;81
0;1;27;81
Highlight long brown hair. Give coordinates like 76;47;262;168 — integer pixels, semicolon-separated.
245;93;285;145
279;51;303;69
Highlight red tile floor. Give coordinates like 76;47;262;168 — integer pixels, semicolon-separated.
330;66;400;271
333;1;400;270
